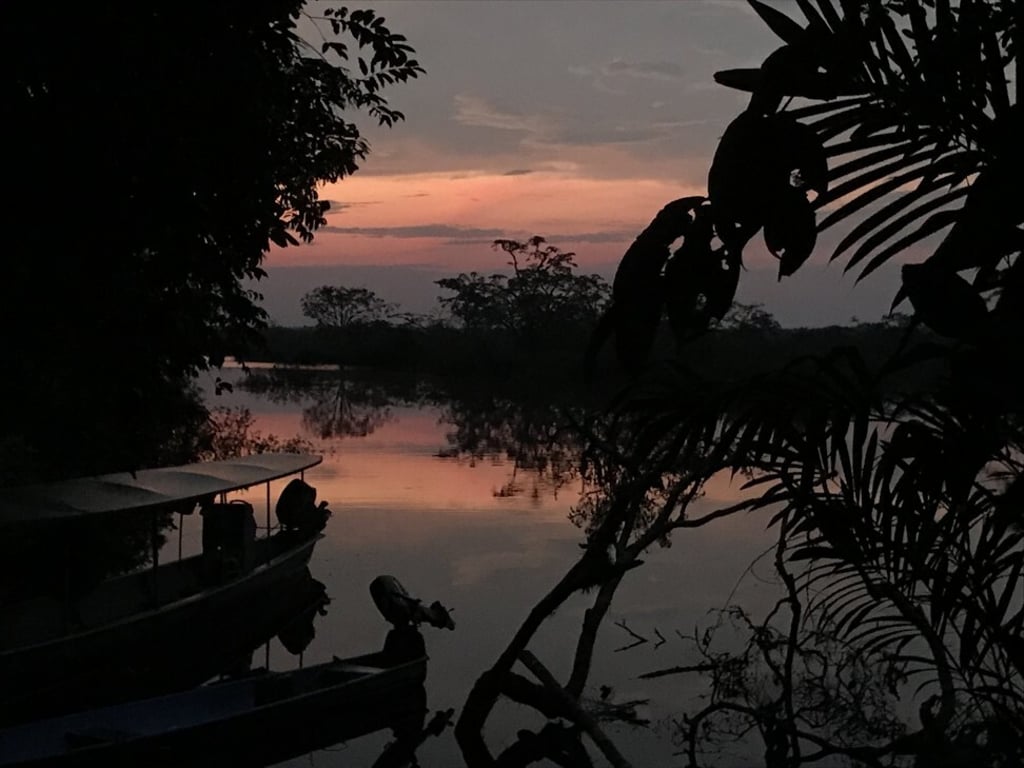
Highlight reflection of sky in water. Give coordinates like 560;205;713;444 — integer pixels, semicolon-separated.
198;386;782;766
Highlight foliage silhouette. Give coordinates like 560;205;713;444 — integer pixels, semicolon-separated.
437;237;610;352
460;1;1023;766
667;599;908;767
240;369;400;441
595;0;1020;362
301;285;397;329
436;388;589;502
198;406;315;460
1;3;422;482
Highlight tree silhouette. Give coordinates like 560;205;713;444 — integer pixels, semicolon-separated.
461;2;1023;766
438;237;610;339
1;3;422;482
301;285;396;329
598;0;1020;359
593;1;1024;764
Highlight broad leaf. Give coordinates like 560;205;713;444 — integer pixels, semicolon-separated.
842;187;970;273
901;262;989;338
764;188;817;279
832;185;967;263
713;68;762;93
748;0;806;45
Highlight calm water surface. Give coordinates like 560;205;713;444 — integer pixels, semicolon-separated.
198;371;781;767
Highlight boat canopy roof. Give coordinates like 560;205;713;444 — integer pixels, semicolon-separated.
0;454;322;524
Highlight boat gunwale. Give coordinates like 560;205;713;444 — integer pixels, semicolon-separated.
0;654;428;764
0;532;322;659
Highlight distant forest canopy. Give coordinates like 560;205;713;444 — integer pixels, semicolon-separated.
253;307;935;382
243;236;935;387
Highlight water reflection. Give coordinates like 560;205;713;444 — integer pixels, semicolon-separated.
250;366;986;768
437;391;587;501
276;571;331;656
208;367;783;766
6;361;1011;765
238;368;590;503
450;394;757;766
240;368;414;440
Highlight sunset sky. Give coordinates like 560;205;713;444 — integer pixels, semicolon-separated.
259;0;905;327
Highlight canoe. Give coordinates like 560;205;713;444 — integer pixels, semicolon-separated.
0;628;429;767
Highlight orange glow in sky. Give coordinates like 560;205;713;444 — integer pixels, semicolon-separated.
265;171;707;271
251;1;911;327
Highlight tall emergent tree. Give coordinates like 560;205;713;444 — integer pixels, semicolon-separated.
301;285;395;329
438;236;610;341
2;3;422;482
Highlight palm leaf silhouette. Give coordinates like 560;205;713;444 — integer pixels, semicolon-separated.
711;0;1021;339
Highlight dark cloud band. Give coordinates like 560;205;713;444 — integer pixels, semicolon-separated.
321;224;508;240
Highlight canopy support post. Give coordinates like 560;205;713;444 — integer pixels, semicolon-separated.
266;482;273;566
62;532;73;634
151;510;160;607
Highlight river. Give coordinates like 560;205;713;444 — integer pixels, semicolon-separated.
198;366;782;767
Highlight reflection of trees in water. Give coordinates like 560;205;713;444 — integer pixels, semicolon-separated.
436;394;588;501
301;379;393;439
241;369;410;440
230;366;1019;765
657;365;1022;767
246;368;598;502
455;353;1024;767
657;604;907;766
455;401;745;767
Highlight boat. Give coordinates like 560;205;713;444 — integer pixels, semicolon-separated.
15;565;334;731
0;576;454;767
0;453;330;725
0;629;430;767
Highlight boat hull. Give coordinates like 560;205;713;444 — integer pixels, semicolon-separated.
0;531;321;725
0;647;428;767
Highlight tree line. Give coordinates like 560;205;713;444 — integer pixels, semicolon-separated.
255;234;936;391
269;236;611;377
4;0;1019;764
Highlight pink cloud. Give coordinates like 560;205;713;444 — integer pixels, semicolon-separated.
268;171;706;270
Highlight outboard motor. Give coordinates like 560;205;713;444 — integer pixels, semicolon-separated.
370;575;455;631
201;499;257;583
275;478;331;533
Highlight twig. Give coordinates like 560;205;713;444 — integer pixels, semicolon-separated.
614;619;649;653
519;651;634;768
637;663;717;681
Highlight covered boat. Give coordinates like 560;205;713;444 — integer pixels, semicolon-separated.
0;454;330;724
